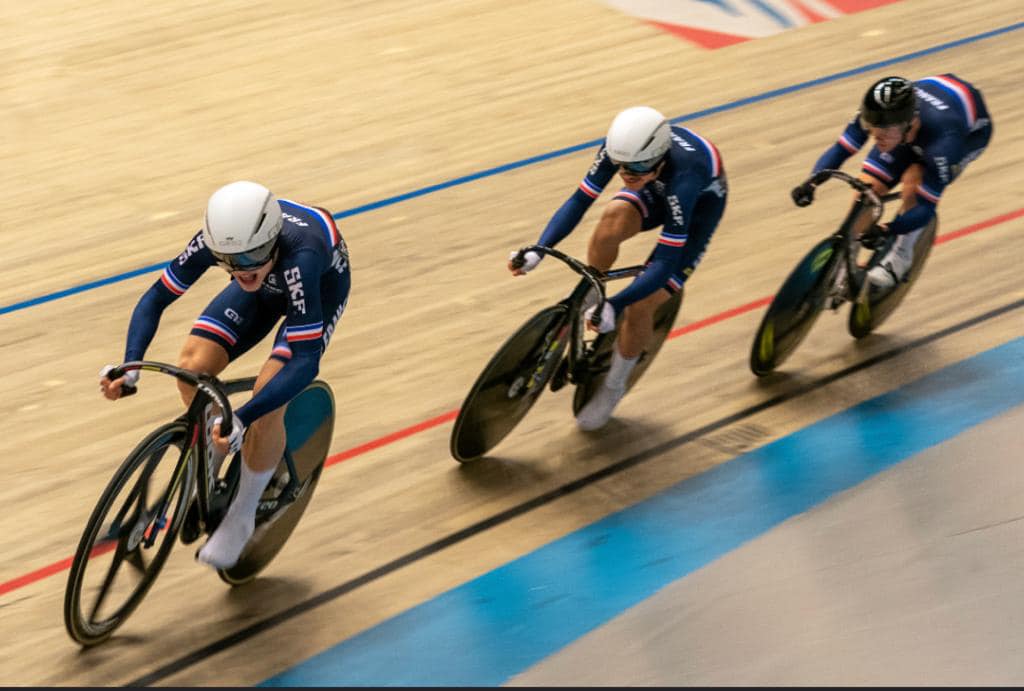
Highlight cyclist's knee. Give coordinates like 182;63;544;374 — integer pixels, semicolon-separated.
248;409;285;438
622;289;667;326
857;173;889;197
176;336;229;404
178;336;228;373
245;409;286;458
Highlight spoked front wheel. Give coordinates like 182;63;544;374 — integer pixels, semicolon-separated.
572;289;684;415
450;305;570;462
750;237;841;376
64;421;195;646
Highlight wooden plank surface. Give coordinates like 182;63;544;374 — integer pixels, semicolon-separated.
1;0;1021;684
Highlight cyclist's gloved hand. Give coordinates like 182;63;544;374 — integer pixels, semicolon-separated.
859;223;889;250
508;249;542;276
791;182;816;207
584;301;617;334
212;413;246;455
99;364;139;399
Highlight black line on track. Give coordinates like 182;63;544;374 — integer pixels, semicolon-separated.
128;296;1024;686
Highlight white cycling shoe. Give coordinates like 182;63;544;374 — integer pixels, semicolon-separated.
575;383;626;431
867;227;921;289
196;464;275;570
197;513;254;570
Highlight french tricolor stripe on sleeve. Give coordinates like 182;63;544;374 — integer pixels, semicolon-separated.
919;75;978;128
286;322;324;342
658;230;688;248
281;199;341;250
579;178;603;199
193;316;238;345
838;132;862;153
614;189;648;217
160;266;189;296
917;183;942;204
862;159;893;183
271;345;293;360
683;128;722;177
309;205;342;249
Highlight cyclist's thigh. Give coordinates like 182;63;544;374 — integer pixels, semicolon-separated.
612;186;667;232
191;280;285;363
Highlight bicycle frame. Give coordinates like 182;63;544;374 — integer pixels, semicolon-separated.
805;169;900;307
513;244;644;386
107;361;240;545
111;361;313;541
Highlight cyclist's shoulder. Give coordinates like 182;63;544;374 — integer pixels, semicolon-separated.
278;198;332;227
277;201;339;257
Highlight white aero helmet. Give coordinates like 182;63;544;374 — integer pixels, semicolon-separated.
202;180;283;270
605;106;671;173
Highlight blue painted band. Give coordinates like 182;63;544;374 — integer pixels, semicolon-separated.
3;20;1021;317
263;336;1024;686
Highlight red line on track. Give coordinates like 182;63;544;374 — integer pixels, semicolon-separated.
4;207;1021;598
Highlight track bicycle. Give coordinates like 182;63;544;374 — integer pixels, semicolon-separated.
63;361;334;646
450;245;683;462
750;169;938;376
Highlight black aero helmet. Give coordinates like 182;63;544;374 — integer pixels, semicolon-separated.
861;76;916;127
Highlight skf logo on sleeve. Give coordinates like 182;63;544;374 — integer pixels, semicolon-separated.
283;267;307;314
588;147;609;177
178;233;207;265
667;195;685;227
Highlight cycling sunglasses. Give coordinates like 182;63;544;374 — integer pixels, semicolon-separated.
211;238;278;272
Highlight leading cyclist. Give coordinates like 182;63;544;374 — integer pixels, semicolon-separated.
99;181;351;570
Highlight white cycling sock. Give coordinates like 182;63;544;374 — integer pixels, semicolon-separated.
605;347;639;391
197;464;275;570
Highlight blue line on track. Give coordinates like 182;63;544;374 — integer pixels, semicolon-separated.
3;20;1021;318
262;336;1024;686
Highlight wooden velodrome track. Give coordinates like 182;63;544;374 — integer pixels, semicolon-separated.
2;0;1022;685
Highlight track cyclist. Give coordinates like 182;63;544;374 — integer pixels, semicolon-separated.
99;180;351;570
509;106;727;430
791;74;992;289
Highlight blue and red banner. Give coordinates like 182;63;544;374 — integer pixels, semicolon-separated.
600;0;903;49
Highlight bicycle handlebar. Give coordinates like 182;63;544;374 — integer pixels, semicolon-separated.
106;361;236;435
512;245;644;328
801;169;902;218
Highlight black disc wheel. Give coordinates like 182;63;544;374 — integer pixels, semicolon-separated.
848;218;938;338
218;381;335;585
750;237;840;376
64;421;195;646
450;305;570;462
572;289;683;415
